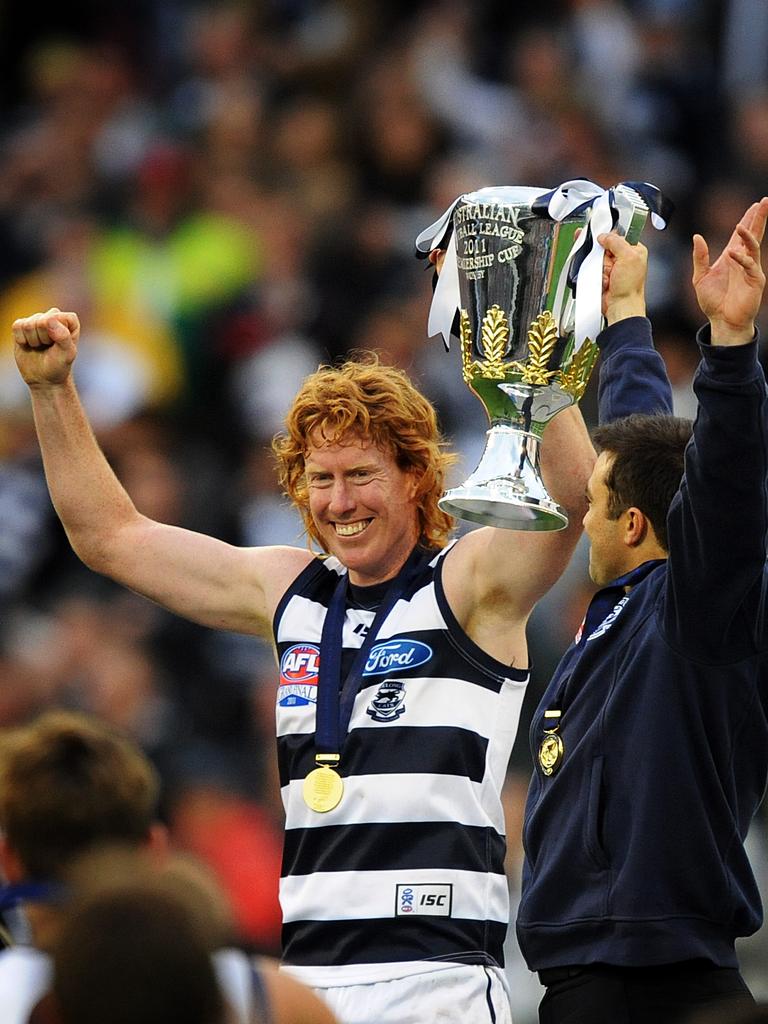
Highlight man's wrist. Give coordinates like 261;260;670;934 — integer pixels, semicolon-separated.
708;319;756;346
27;375;76;399
605;299;647;325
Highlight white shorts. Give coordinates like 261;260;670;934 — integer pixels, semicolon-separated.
313;964;513;1024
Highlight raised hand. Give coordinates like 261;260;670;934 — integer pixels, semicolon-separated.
597;231;648;325
13;307;80;387
692;197;768;346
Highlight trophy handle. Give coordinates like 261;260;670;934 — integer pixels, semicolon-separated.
614;184;651;245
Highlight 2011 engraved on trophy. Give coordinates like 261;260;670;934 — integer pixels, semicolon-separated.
416;181;664;531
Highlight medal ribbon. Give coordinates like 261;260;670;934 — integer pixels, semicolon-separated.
313;546;429;766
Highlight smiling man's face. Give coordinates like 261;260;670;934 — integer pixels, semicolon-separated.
305;431;421;586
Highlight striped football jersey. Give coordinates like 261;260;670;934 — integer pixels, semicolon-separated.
273;544;528;985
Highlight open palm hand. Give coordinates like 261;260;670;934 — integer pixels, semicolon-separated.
692;198;768;345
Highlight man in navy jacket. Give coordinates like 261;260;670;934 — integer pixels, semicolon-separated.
518;197;768;1023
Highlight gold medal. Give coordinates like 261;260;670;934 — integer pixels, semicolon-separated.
538;733;564;776
303;765;344;812
538;708;564;776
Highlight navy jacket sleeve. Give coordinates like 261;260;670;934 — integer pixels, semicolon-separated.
596;316;673;423
664;329;768;659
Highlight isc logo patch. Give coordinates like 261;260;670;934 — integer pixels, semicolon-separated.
396;884;452;917
278;644;320;707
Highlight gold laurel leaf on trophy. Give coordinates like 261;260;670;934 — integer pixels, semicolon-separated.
557;336;599;399
459;310;479;384
520;310;559;385
478;305;509;380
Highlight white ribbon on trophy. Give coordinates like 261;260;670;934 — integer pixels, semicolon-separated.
415;179;670;355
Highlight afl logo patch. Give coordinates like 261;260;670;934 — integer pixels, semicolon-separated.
280;644;320;684
278;644;320;707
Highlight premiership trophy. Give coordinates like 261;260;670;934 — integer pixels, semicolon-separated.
416;180;668;531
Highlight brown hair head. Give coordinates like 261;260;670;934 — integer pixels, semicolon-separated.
53;881;225;1024
0;710;159;881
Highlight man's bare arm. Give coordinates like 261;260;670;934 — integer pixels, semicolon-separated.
14;309;312;637
443;405;594;666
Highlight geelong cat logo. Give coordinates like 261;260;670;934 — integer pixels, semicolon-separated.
363;640;432;676
278;644;320;707
367;680;407;722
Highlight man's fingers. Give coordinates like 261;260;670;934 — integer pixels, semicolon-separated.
756;197;768;243
13;309;78;349
14;318;53;349
729;244;765;283
743;198;768;245
725;199;768;253
597;231;632;256
691;233;710;282
45;316;71;342
734;223;761;261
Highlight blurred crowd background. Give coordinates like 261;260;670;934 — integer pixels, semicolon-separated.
0;1;767;1019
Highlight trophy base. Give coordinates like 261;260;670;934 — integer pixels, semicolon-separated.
439;485;567;531
440;425;569;531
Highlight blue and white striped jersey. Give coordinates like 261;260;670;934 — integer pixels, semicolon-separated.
273;543;528;987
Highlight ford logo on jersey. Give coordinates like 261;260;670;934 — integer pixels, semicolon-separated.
363;639;432;676
278;644;320;707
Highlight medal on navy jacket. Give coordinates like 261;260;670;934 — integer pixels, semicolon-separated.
538;708;564;776
304;547;428;812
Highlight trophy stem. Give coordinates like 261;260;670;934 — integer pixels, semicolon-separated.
439;425;567;531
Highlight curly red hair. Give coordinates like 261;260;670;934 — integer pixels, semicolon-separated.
272;352;457;550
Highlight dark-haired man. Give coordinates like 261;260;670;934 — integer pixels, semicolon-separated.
518;199;768;1023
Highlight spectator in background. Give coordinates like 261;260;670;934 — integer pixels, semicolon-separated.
0;709;163;1023
0;205;184;427
168;780;284;956
49;881;228;1024
0;709;337;1024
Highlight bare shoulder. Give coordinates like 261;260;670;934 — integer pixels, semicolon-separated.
258;959;339;1024
250;544;317;582
249;545;318;616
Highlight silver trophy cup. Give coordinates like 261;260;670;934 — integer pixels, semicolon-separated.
425;183;651;531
